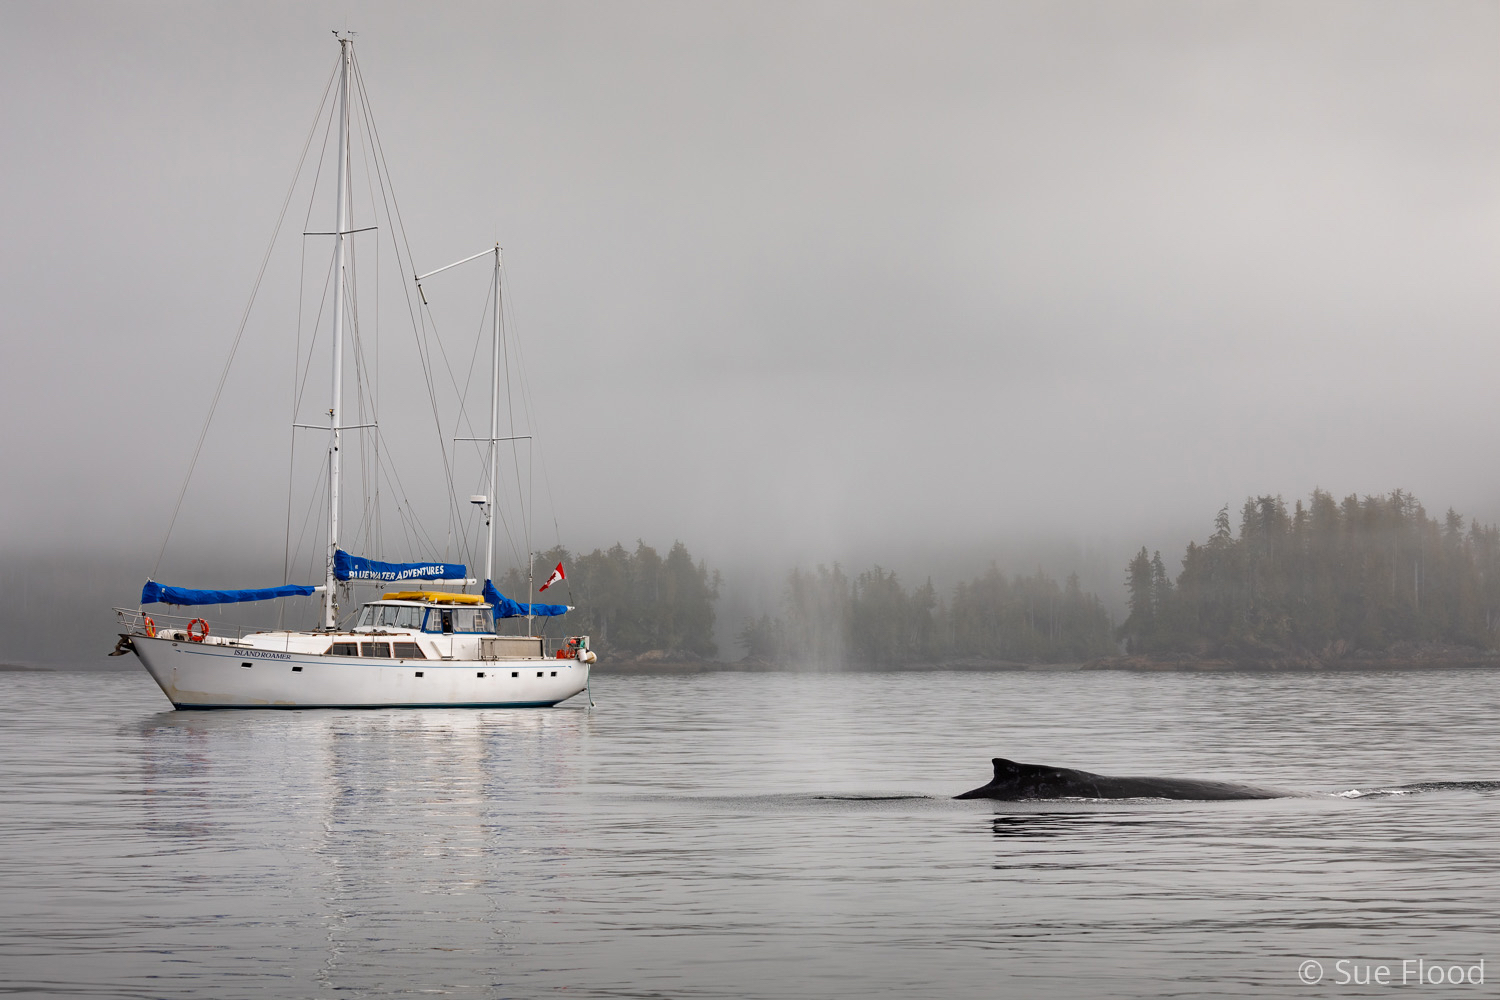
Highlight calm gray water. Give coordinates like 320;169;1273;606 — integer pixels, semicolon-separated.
3;667;1498;999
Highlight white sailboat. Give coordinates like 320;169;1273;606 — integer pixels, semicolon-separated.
112;35;595;709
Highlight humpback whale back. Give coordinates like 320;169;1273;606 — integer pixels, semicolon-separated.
956;757;1290;801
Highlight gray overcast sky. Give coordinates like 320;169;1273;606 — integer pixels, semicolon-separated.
3;1;1498;599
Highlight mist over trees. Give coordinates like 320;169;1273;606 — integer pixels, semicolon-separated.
23;489;1499;669
738;564;1115;667
494;541;721;659
1120;490;1500;657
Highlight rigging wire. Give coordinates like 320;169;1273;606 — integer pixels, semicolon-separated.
450;277;504;567
447;272;529;576
288;451;329;583
348;96;385;556
498;262;576;606
351;52;477;581
372;149;382;558
345;259;380;550
279;243;338;599
282;189;312;599
452;274;494;449
290;253;337;430
303;461;325;614
375;455;440;559
151;55;340;581
494;263;538;596
280;95;341;621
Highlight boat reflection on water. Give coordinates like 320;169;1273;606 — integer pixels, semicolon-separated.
134;706;589;826
131;706;592;982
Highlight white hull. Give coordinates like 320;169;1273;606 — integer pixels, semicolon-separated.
131;635;589;709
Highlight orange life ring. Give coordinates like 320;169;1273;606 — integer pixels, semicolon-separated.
186;619;209;642
142;615;157;638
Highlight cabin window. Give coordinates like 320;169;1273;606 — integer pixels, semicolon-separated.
329;642;358;656
392;642;425;659
360;642;392;658
359;605;423;629
416;606;493;633
450;608;495;633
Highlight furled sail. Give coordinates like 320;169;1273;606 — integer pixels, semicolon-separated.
333;549;466;583
483;579;570;618
141;581;319;606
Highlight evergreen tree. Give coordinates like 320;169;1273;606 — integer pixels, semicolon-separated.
1120;547;1156;651
499;539;719;657
1124;489;1500;657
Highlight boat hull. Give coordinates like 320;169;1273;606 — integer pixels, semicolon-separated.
130;635;589;709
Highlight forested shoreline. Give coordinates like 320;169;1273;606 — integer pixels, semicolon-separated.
0;538;1109;667
1117;490;1500;662
487;488;1500;669
493;542;1113;665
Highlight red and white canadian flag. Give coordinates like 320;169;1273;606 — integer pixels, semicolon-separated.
538;562;565;592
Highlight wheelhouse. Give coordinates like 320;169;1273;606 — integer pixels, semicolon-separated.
353;594;495;635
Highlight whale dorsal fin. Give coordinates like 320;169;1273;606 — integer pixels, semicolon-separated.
991;757;1025;779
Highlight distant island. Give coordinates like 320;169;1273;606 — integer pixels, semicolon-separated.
1102;489;1500;670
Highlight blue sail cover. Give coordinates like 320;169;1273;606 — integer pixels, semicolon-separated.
141;581;318;606
484;579;570;618
334;549;466;583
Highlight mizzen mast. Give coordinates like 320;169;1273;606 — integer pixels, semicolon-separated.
420;245;531;604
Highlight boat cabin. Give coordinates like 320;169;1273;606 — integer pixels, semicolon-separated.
353;592;495;635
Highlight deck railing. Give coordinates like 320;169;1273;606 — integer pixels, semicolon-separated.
115;607;591;660
113;607;267;642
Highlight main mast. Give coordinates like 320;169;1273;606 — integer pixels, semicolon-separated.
486;245;500;586
324;35;352;630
